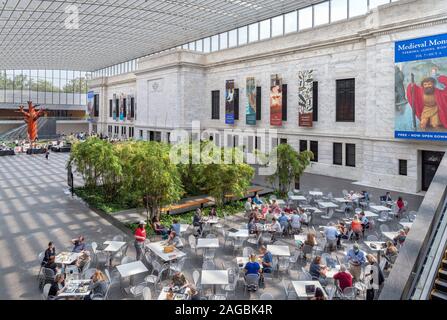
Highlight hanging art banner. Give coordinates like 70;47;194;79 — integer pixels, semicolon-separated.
127;95;132;120
246;77;256;125
225;80;235;125
298;70;314;127
112;93;117;120
395;33;447;141
119;94;124;121
87;91;94;121
270;74;283;126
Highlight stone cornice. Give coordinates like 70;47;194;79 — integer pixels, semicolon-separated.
135;61;206;76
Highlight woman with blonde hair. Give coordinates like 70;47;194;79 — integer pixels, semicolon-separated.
304;232;317;247
85;270;108;300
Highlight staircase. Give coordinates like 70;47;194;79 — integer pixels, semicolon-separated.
431;251;447;300
0;117;54;141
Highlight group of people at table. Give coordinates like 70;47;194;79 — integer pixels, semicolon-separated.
40;236;108;300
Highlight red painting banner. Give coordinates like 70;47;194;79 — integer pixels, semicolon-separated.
270;74;282;126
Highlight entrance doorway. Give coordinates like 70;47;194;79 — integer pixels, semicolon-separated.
421;151;445;191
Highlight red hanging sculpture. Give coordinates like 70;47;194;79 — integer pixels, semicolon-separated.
17;101;46;143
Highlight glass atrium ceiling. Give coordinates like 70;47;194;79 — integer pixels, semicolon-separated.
0;0;321;71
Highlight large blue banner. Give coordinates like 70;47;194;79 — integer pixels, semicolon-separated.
395;33;447;141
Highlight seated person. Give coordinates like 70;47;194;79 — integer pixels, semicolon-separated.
283;205;293;214
300;210;310;226
396;197;405;216
259;246;273;274
304;232;317;248
75;251;91;273
209;207;217;218
247;213;258;234
290;211;301;231
350;216;363;240
42;242;56;266
309;256;328;284
85;270;108;300
170;219;181;235
260;204;269;218
384;241;399;270
335;221;349;246
311;287;326;301
324;223;340;250
359;212;369;236
245;198;253;215
278;212;289;230
44;255;58;274
393;230;407;246
167;231;183;248
48;274;66;298
172;272;188;289
188;284;201;300
270;200;279;212
333;264;353;291
243;254;261;276
270;217;282;242
71;236;86;253
152;216;168;237
253;193;263;206
192;209;203;234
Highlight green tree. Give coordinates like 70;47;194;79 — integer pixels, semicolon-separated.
124;141;184;222
267;144;313;196
63;77;88;93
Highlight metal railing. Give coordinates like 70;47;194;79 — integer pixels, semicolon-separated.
0;117;87;121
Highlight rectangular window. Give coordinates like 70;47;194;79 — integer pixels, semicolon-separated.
115;98;119;119
333;143;343;165
256;87;262;121
346;144;356;167
130;97;135;118
310;141;318;162
154;131;162;142
94;94;99;117
167;132;171;143
255;136;261;150
139;130;143;138
284;11;297;34
149;131;154;141
313;81;318;122
280;138;288;145
399;159;408;176
123;98;127;118
109;100;113;117
108;125;112;133
299;140;308;153
282;84;287;121
211;90;220;120
234;88;239;120
336;79;355;122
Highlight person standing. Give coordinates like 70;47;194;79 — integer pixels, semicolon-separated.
134;221;147;261
346;243;365;282
45;150;50;160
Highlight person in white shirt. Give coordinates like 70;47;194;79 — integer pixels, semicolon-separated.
270;217;282;243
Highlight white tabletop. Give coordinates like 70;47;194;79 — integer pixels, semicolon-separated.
267;245;290;256
363;211;379;218
197;238;220;248
370;205;392;212
116;260;148;278
276;199;286;205
202;217;219;224
290;195;307;201
58;280;91;297
309;191;323;196
103;241;126;252
364;241;387;252
307;207;323;213
158;287;189;300
291;281;327;298
201;270;229;285
294;234;307;243
334;198;352;203
146;241;187;262
55;252;80;265
318;202;338;208
382;231;400;241
180;224;189;233
399;222;413;229
228;229;249;238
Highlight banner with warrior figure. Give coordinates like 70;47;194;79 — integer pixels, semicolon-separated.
246;77;257;125
270;74;282;126
298;70;314;127
225;80;235;125
395;33;447;141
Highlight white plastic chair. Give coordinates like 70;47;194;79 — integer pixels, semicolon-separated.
260;293;274;300
42;283;52;300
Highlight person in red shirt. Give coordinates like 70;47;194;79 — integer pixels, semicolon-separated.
396;197;405;217
333;264;353;292
134;220;147;261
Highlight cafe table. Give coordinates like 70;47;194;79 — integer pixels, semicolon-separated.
290;195;307;202
318;202;339;216
365;241;387;264
363;211;379;218
309;191;323;197
197;238;220;249
267;245;290;257
291;281;327;300
146;241;187;262
55;252;80;265
58;279;91;298
382;231;400;241
116;260;148;287
180;224;190;233
228;229;249;238
103;241;127;266
201;270;229;294
370;205;392;212
158;287;189;300
399;222;413;229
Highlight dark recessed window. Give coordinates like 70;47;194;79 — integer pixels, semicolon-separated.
94;94;99;117
123;98;127;118
333;143;342;165
280;138;288;145
399;159;408;176
211;90;220;120
336;79;355;122
255;136;261;150
282;84;287;121
109;100;113;117
310;141;318;162
346;143;356;167
299;140;308;153
234;88;239;120
130;97;135;118
312;81;318;122
256;87;262;121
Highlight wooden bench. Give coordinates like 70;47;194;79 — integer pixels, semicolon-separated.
161;198;212;214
